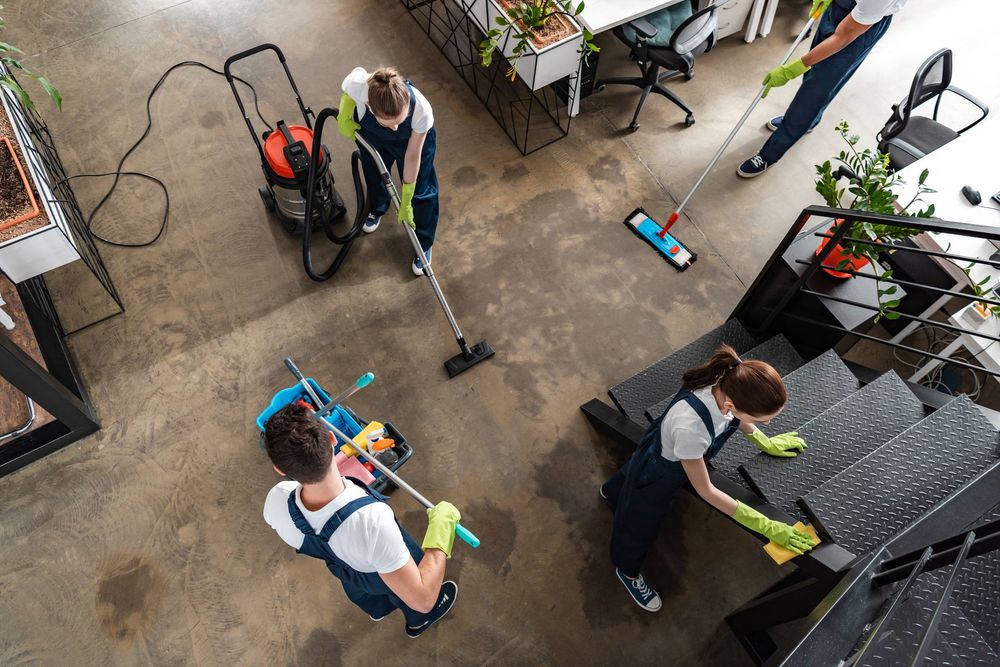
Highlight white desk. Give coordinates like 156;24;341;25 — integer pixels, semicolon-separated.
575;0;688;34
889;116;1000;380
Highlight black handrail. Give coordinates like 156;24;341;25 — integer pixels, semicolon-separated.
908;531;976;666
874;518;1000;587
842;547;934;667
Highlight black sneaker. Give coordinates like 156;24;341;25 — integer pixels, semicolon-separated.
362;214;381;234
406;580;458;638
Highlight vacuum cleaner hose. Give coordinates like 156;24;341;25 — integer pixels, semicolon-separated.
301;107;367;282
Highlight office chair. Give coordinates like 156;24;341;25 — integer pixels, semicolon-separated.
877;48;989;171
594;1;725;132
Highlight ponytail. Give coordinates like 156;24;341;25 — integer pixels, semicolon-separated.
367;66;409;118
681;344;786;417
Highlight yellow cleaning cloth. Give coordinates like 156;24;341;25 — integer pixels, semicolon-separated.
341;421;385;457
764;522;820;564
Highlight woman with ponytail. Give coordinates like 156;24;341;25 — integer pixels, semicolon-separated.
601;345;816;612
337;66;440;275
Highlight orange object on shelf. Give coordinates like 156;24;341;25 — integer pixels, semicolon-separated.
0;136;41;232
371;438;395;452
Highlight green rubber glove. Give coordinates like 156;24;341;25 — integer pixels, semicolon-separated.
337;93;361;140
747;429;807;458
761;58;810;98
398;182;416;229
810;0;833;17
422;501;461;558
733;502;817;554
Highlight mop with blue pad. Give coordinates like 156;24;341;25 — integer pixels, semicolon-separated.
626;5;826;270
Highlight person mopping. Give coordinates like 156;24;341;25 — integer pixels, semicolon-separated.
337;66;439;275
601;345;816;611
262;403;460;637
737;0;904;177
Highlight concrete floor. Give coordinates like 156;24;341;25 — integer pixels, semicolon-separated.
2;0;998;664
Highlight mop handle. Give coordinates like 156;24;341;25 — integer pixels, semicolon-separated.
659;11;821;237
318;372;375;417
283;359;482;548
352;131;467;343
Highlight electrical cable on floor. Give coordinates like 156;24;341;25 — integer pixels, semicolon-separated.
893;324;991;398
56;61;270;248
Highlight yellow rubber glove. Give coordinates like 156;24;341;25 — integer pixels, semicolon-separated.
810;0;833;18
337;93;361;140
761;58;810;98
732;502;817;554
398;182;416;229
747;429;807;458
422;501;461;558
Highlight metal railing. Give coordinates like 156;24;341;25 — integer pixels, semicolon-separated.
732;205;1000;389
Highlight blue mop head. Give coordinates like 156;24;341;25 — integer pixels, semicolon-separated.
623;208;696;271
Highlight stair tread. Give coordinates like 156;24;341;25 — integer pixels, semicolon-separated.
802;396;1000;556
609;319;756;424
739;371;924;516
643;333;804;422
710;350;860;482
952;503;1000;653
861;570;1000;667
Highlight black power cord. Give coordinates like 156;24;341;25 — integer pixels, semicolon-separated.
58;60;271;248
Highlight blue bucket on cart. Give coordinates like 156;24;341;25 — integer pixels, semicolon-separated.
256;379;412;491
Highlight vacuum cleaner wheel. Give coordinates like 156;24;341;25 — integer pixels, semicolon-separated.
258;185;276;213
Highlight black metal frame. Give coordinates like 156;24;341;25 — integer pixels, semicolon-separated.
0;68;124;335
0;277;99;477
399;0;576;155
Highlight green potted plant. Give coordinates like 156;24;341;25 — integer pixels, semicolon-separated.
0;7;61;111
814;120;936;322
477;0;598;89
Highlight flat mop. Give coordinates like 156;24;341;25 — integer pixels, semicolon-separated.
626;5;827;271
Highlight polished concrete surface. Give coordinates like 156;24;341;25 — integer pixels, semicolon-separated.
1;0;998;664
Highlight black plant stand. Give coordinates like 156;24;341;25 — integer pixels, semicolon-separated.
400;0;576;155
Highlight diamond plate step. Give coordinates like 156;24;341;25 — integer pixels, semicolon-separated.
738;371;924;516
801;396;1000;556
609;319;756;424
710;350;860;482
643;334;804;422
952;503;1000;653
859;570;1000;667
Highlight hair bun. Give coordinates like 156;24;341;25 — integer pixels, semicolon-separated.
371;66;399;85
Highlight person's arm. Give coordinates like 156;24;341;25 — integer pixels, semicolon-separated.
681;457;738;515
379;550;447;613
402;131;427;185
801;14;872;67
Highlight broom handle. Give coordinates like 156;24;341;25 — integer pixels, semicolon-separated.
660;11;822;237
283;358;481;548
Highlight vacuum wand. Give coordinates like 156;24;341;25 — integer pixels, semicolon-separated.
659;9;822;238
283;358;481;548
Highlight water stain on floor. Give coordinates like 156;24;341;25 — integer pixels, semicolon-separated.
294;628;344;667
94;553;166;641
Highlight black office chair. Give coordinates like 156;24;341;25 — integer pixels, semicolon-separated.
877;48;989;171
594;1;726;132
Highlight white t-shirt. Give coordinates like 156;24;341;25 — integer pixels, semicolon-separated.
659;385;735;462
341;67;434;134
852;0;906;25
263;478;411;574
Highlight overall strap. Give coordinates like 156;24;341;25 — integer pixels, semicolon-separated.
680;392;717;439
404;81;417;119
285;487;380;540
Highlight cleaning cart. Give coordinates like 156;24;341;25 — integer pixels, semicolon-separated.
256;377;412;493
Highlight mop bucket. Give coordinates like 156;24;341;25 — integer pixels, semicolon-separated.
256;379;412;493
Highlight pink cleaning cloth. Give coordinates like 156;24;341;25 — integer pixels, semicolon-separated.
335;451;375;485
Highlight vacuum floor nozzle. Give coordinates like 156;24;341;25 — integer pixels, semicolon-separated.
445;340;496;378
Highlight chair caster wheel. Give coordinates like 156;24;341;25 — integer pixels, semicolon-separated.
684;72;694;81
684;114;695;127
596;83;606;93
629;122;640;133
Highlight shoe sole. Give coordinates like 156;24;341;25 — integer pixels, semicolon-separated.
412;257;431;276
616;572;662;613
766;120;813;133
736;166;768;179
599;485;607;500
406;581;458;638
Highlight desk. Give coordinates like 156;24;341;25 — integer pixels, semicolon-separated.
575;0;688;34
889;116;1000;380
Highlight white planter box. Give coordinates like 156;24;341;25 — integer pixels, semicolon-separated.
460;0;583;91
0;88;80;283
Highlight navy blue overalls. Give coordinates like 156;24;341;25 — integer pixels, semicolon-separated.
759;0;894;165
356;81;439;254
286;477;430;625
603;389;740;577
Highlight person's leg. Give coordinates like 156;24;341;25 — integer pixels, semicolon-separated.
342;581;397;620
601;457;633;509
758;16;892;165
610;487;674;578
410;129;439;255
383;526;436;628
358;143;395;219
